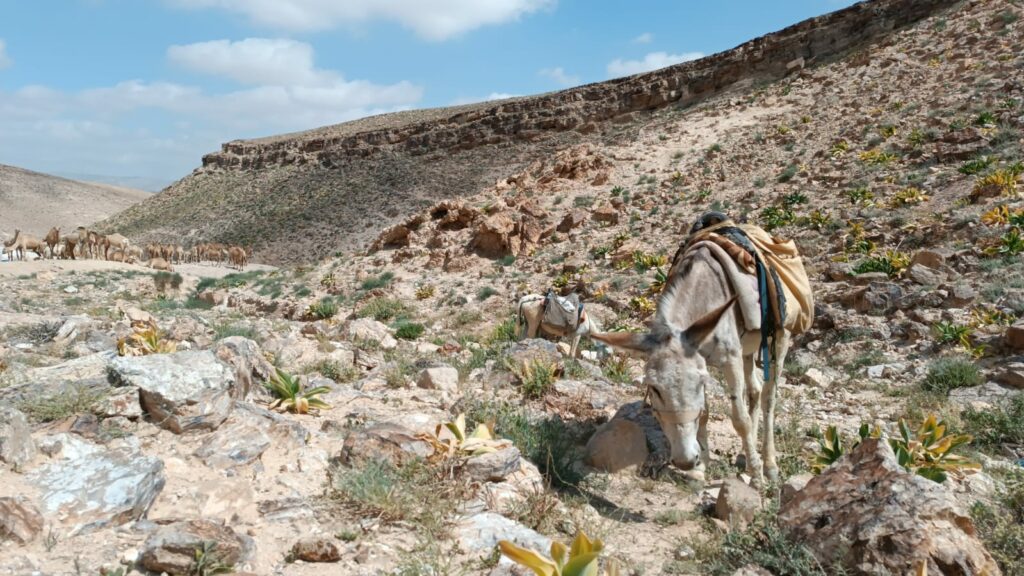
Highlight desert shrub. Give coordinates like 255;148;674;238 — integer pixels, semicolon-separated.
852;250;910;278
307;297;338;320
961;394;1024;454
393;320;425;340
360;271;395;291
761;206;795;231
971;470;1024;575
308;359;359;383
357;297;409;321
415;284;436;300
153;271;183;293
689;504;829;575
19;385;105;422
921;357;981;395
508;358;558;398
184;296;214;310
476;286;498;301
959;156;995;175
465;399;592;487
777;164;799;183
212;322;257;341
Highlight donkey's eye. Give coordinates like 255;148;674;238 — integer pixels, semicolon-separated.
648;386;664;403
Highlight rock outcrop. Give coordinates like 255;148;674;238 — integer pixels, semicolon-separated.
779;439;1001;575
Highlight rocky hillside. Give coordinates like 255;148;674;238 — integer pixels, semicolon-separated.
0;164;148;239
3;0;1024;575
101;0;952;264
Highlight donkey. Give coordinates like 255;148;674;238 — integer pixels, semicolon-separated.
516;293;608;360
591;244;791;485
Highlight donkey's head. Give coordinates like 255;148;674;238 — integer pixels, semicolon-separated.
592;297;735;470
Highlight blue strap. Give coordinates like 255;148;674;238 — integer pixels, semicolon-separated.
758;262;771;383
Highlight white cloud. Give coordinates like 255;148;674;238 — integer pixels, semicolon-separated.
168;0;555;40
539;67;580;88
0;40;424;187
450;92;519;106
607;51;704;77
632;32;653;44
0;39;12;69
168;38;334;86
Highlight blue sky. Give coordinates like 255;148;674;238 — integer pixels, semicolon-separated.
0;0;854;190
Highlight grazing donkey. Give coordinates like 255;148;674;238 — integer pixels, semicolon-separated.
592;243;793;486
516;292;608;360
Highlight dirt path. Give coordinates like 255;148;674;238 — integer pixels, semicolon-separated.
0;258;276;279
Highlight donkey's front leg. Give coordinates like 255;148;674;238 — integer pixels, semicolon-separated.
723;355;763;486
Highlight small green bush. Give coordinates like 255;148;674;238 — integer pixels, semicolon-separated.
213;322;257;341
357;297;409;321
921;357;982;395
360;271;395;291
971;470;1024;575
476;286;498;301
777;164;799;183
308;297;338;320
153;271;183;293
962;395;1024;454
393;320;425;340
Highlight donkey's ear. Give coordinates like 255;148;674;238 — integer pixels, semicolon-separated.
590;331;667;359
680;296;737;348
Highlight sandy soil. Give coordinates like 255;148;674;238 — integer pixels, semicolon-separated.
0;258;276;279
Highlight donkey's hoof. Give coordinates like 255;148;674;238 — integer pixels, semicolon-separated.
734;453;747;470
764;466;780;484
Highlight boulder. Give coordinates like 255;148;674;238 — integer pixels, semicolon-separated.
779;473;812;507
465;446;521;482
714;478;761;529
557;209;588;233
215;337;275;399
30;434;164;535
0;496;44;544
347;318;398;350
585;401;668;473
140;519;250;575
905;263;945;286
291;536;341;563
505;339;562;368
455;512;551;559
416;365;460;395
194;402;306;470
942;283;977;308
584;418;648;473
995;362;1024;389
591;205;620;225
338;424;435;467
0;406;35;470
841;282;902;315
1006;320;1024;351
779;439;1000;575
949;382;1021;410
108;350;235;434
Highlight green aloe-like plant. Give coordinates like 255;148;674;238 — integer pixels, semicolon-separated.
499;531;619;576
265;367;331;414
811;417;978;483
890;415;980;483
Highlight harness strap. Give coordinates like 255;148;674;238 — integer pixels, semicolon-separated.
651;407;704;425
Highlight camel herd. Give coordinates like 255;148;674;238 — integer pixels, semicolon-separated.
1;227;250;270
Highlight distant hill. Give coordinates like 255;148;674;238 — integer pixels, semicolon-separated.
0;163;149;239
100;0;953;264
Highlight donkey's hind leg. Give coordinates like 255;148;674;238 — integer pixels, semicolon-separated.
761;332;790;483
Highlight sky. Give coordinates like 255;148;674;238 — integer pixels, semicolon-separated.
0;0;856;191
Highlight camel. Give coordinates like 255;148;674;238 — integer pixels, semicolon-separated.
76;227;92;258
126;246;143;264
8;229;45;261
147;257;173;272
44;227;60;259
63;237;78;259
516;293;607;360
227;246;248;270
104;233;130;261
591;243;794;486
2;233;18;261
